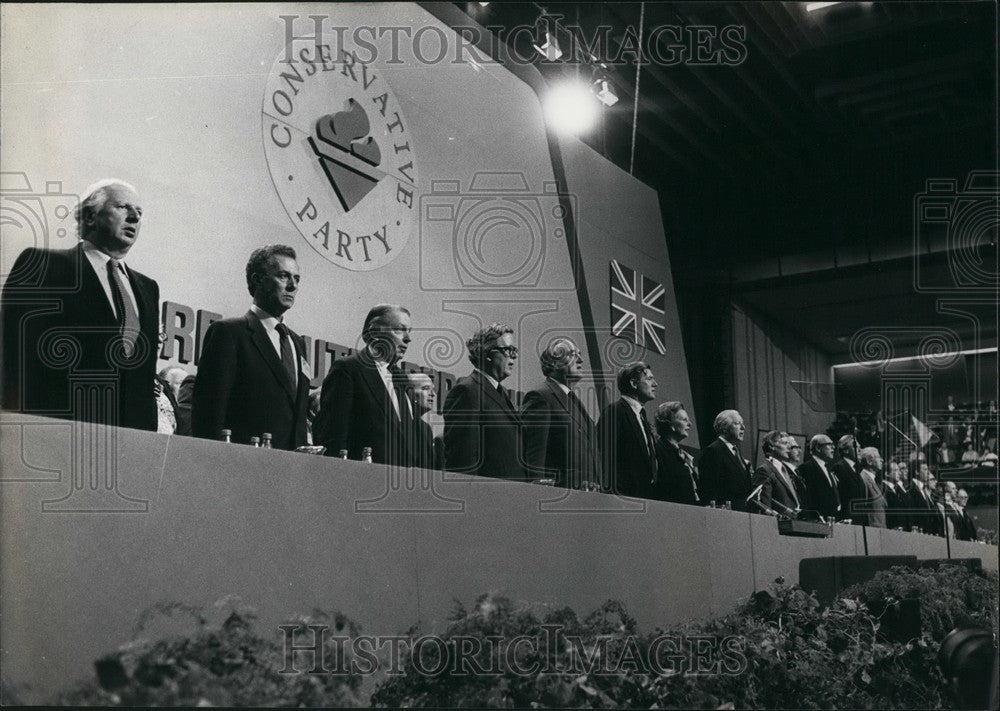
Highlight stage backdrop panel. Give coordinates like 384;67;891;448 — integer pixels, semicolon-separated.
1;3;698;427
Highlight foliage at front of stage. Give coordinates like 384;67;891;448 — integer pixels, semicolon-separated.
372;565;999;709
56;600;363;707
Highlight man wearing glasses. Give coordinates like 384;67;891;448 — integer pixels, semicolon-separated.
442;323;526;480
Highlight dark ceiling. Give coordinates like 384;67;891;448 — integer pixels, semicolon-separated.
456;1;998;359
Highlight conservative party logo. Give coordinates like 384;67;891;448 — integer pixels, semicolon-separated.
262;41;419;271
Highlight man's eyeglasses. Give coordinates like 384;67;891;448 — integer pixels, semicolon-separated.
492;345;519;358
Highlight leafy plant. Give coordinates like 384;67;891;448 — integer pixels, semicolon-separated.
57;601;363;707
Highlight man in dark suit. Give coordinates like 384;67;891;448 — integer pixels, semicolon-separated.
798;434;841;519
443;323;526;480
406;371;440;470
906;465;941;535
314;305;415;465
1;179;159;430
521;338;602;489
833;435;865;522
881;459;908;530
750;430;801;516
192;245;310;450
696;409;752;510
596;361;658;498
955;488;979;541
651;401;699;505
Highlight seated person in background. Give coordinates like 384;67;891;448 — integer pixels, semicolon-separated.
521;338;601;489
407;372;441;470
798;434;840;519
962;442;979;468
596;362;659;497
853;447;887;528
305;388;321;446
154;365;187;434
442;323;526;480
651;401;699;505
954;488;979;541
314;304;415;464
696;409;752;510
192;245;310;450
750;430;800;516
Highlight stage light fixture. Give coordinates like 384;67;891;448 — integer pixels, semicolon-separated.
544;80;598;135
595;79;619;107
534;30;562;61
805;2;842;11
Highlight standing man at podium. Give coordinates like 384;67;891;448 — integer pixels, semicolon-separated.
696;410;752;510
443;323;526;480
314;304;415;464
596;362;659;497
1;179;160;430
192;245;310;450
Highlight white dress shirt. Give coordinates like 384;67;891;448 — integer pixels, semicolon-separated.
82;240;138;318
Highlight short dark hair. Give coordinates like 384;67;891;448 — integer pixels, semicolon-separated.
616;361;650;395
246;245;296;296
362;304;411;342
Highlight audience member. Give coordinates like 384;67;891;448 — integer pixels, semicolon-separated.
697;410;752;510
1;179;160;430
314;304;415;464
442;323;526;480
651;401;699;505
596;362;658;497
192;245;310;450
521;338;601;489
155;365;187;434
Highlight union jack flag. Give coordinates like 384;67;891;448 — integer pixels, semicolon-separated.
610;260;666;355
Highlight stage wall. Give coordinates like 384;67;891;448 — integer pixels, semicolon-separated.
0;2;698;436
1;414;995;702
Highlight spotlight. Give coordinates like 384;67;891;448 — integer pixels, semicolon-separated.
533;30;562;61
594;79;618;107
543;81;598;135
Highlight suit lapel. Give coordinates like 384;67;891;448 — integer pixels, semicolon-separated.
358;352;398;423
474;371;518;421
73;244;117;325
245;312;295;404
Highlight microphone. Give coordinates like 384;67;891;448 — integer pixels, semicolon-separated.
746;485;778;516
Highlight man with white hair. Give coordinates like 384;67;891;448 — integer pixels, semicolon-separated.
854;447;887;528
1;179;160;430
521;337;601;489
696;409;752;510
